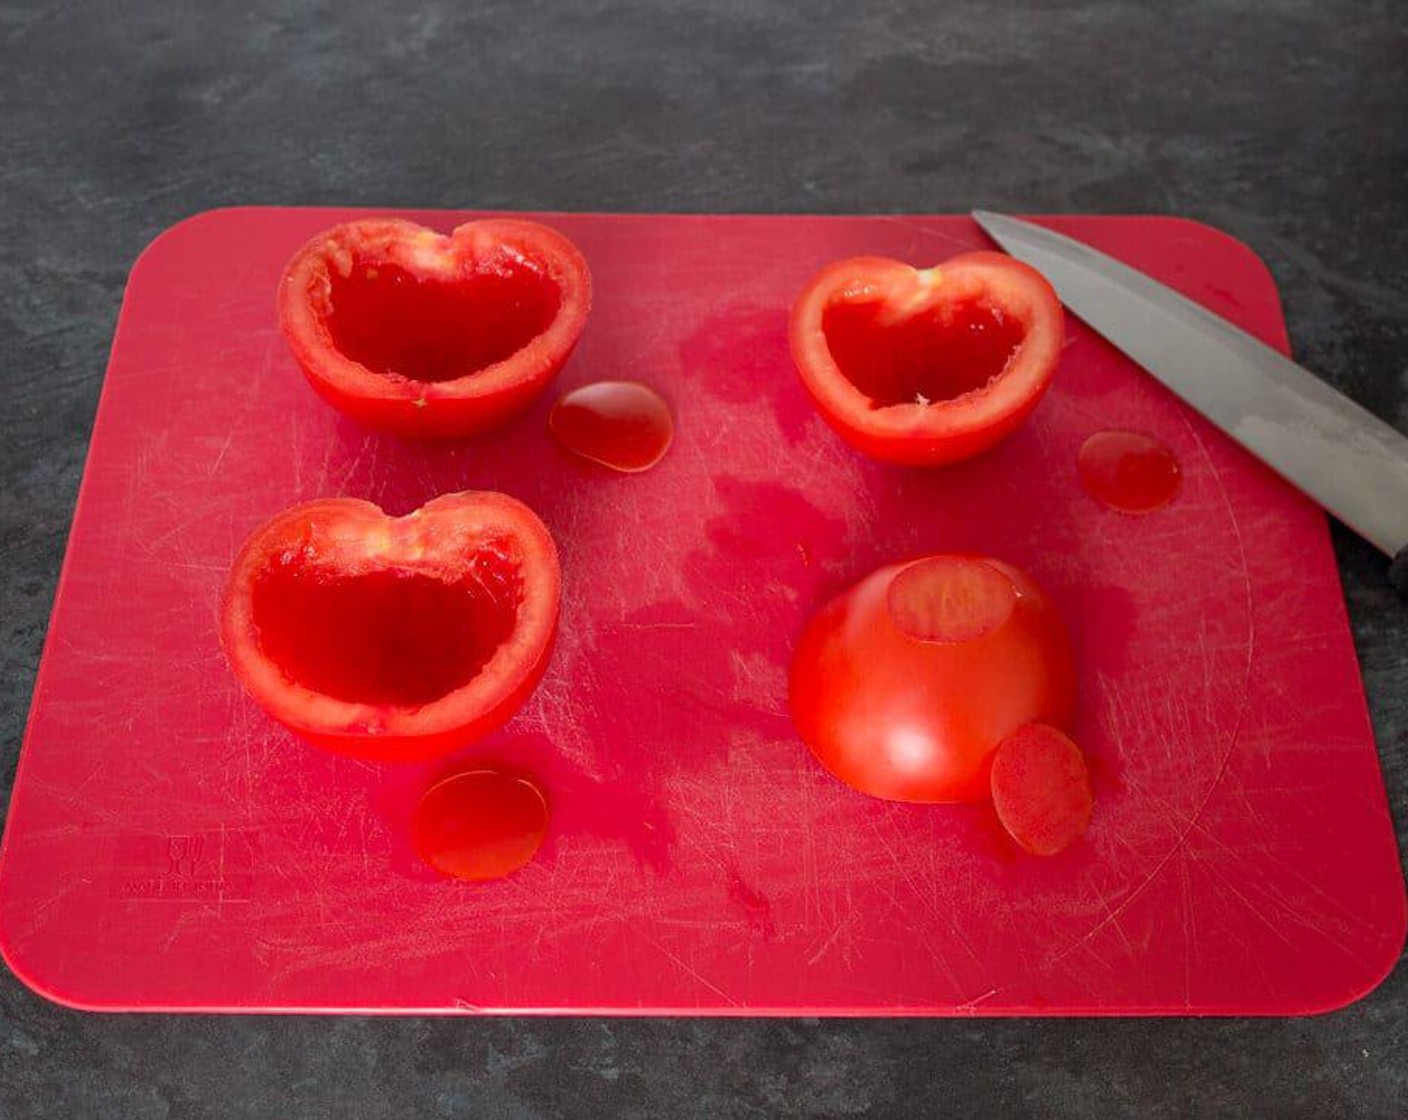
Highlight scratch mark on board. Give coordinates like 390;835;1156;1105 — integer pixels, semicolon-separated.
1045;420;1256;970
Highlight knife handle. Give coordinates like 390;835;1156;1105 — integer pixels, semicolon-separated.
1390;548;1408;597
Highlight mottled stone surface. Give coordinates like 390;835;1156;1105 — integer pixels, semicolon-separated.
1;1;1405;1115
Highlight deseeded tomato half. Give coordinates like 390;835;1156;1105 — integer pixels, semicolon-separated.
221;491;560;761
279;218;591;439
789;251;1063;465
789;555;1075;803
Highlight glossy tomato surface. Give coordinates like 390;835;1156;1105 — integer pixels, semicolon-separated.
279;218;591;439
789;555;1075;803
789;251;1063;465
221;491;560;761
412;769;551;881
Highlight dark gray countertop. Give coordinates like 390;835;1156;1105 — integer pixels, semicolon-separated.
2;2;1405;1116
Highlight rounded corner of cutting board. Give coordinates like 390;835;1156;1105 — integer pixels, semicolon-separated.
1290;892;1408;1018
1150;215;1282;299
1126;212;1272;260
1043;213;1290;348
127;206;276;284
0;898;120;1015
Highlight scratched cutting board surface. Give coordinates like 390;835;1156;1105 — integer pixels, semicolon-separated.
0;210;1402;1015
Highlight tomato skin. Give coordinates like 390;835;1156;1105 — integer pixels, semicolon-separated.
788;252;1063;466
789;557;1075;804
278;218;591;439
220;491;560;761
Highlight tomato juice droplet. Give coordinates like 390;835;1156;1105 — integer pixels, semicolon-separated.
549;381;674;472
886;556;1017;644
412;769;549;881
1077;430;1180;513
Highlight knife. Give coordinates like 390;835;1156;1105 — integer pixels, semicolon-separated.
972;210;1408;591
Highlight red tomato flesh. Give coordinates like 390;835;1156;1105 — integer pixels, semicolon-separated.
1077;430;1181;514
326;261;560;385
886;555;1016;643
251;558;519;708
990;723;1093;856
221;491;560;761
549;380;675;472
279;218;591;439
789;252;1064;465
790;555;1075;804
413;769;550;882
823;298;1027;408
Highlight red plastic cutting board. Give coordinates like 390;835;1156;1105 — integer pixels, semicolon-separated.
1;210;1403;1015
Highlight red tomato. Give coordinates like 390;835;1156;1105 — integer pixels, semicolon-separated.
549;380;675;473
789;251;1064;465
990;723;1093;856
278;218;591;439
413;769;550;881
220;491;560;761
1077;430;1181;513
789;555;1075;803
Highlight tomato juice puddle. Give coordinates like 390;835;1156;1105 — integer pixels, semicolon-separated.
549;381;674;472
412;769;549;881
1077;430;1180;513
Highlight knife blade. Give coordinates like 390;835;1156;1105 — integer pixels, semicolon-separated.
971;209;1408;584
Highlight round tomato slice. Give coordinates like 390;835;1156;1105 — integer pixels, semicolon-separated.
990;723;1093;856
413;769;550;881
789;555;1075;803
278;218;591;439
220;491;560;761
789;251;1063;465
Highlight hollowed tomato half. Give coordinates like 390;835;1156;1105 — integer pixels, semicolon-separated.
221;491;560;761
789;251;1063;465
789;554;1075;803
279;218;591;439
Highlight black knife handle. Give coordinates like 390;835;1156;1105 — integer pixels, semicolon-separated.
1390;547;1408;597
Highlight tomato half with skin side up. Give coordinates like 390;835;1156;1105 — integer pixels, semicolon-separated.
789;251;1064;465
789;555;1075;803
279;218;592;439
220;491;560;761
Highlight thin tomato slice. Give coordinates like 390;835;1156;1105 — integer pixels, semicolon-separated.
413;770;550;881
990;723;1094;856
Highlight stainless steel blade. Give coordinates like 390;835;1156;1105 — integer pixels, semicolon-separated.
972;210;1408;557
